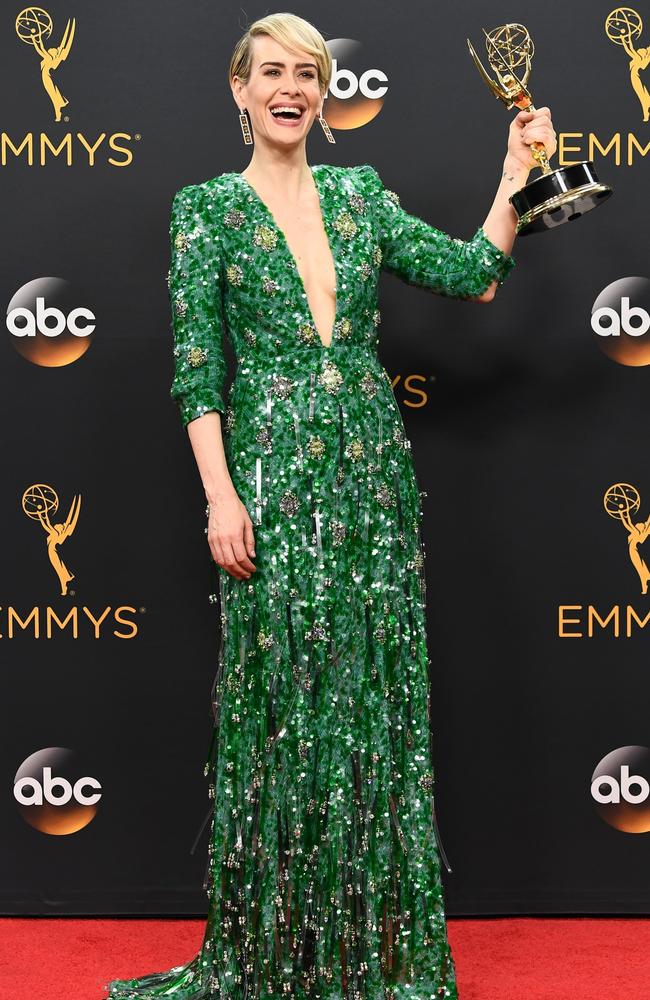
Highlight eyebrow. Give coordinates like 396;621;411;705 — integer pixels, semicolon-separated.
258;60;318;70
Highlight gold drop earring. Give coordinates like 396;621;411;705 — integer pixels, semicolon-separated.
239;107;253;145
318;109;336;144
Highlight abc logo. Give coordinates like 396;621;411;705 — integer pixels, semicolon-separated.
14;747;102;835
324;38;388;129
591;745;650;833
591;277;650;366
592;297;649;337
6;277;95;368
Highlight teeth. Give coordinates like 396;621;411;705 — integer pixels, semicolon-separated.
270;106;302;117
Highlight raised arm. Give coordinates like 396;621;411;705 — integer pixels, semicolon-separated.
359;162;516;302
359;108;556;303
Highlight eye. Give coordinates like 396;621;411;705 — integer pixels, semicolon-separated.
263;68;316;79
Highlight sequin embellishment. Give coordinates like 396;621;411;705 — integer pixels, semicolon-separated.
187;346;208;368
348;192;367;214
345;438;364;461
271;374;295;399
224;208;246;229
360;372;378;398
297;321;318;345
226;263;243;286
334;316;352;339
307;435;326;459
174;231;190;253
257;629;274;650
318;360;344;394
111;162;518;1000
253;224;279;251
375;483;397;508
333;210;358;239
279;489;300;516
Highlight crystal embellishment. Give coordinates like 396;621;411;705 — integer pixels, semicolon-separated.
224;208;246;229
271;374;295;400
142;161;520;1000
174;231;191;253
187;346;208;368
253;224;279;251
318;360;344;394
279;489;300;517
226;263;243;286
375;484;397;508
333;211;358;239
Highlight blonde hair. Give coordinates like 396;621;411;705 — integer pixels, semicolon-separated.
229;12;332;95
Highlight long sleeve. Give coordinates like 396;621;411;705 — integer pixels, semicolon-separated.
168;183;227;430
359;163;516;298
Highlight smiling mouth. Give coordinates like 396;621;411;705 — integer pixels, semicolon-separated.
269;107;305;124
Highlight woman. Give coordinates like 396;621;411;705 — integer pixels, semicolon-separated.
106;12;555;1000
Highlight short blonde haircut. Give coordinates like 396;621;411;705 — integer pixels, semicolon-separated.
229;12;332;95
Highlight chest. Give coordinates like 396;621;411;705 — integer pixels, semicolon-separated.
218;169;380;351
262;190;337;302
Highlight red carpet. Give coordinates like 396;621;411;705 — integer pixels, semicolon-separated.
0;916;648;999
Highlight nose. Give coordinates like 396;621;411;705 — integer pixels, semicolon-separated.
280;77;302;96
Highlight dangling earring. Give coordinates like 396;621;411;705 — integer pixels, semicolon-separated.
239;107;253;145
318;110;336;144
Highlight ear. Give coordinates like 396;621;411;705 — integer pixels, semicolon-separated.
230;76;245;107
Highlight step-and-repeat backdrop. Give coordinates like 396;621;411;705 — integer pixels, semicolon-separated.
2;0;649;915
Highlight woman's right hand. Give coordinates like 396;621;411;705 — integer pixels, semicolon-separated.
206;490;257;580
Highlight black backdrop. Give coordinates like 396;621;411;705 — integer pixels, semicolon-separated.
2;0;649;915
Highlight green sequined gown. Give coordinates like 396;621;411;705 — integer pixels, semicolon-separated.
105;163;515;1000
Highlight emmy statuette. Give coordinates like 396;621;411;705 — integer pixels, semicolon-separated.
467;23;613;235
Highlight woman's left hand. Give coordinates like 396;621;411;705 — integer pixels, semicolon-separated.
507;107;557;171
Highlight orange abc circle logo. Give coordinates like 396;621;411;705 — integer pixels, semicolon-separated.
6;277;95;367
14;747;102;835
591;745;650;832
591;277;650;366
324;39;388;129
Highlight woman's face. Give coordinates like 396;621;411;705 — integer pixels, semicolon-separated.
232;34;324;148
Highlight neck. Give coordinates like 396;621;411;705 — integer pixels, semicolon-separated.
240;146;314;198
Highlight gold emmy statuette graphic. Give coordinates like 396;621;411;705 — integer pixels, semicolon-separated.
467;23;613;235
16;7;76;122
22;483;81;595
605;7;650;122
604;482;650;595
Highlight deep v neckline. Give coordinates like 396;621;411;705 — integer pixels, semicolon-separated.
236;165;339;351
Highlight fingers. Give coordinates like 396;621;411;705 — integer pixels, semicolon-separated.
518;107;556;156
521;126;556;150
210;537;226;570
243;518;256;558
208;536;240;579
209;526;257;580
220;540;256;580
514;109;536;125
231;538;257;575
514;107;553;127
213;540;252;580
522;125;555;141
508;107;556;167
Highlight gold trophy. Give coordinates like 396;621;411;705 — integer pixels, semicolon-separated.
467;22;613;235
